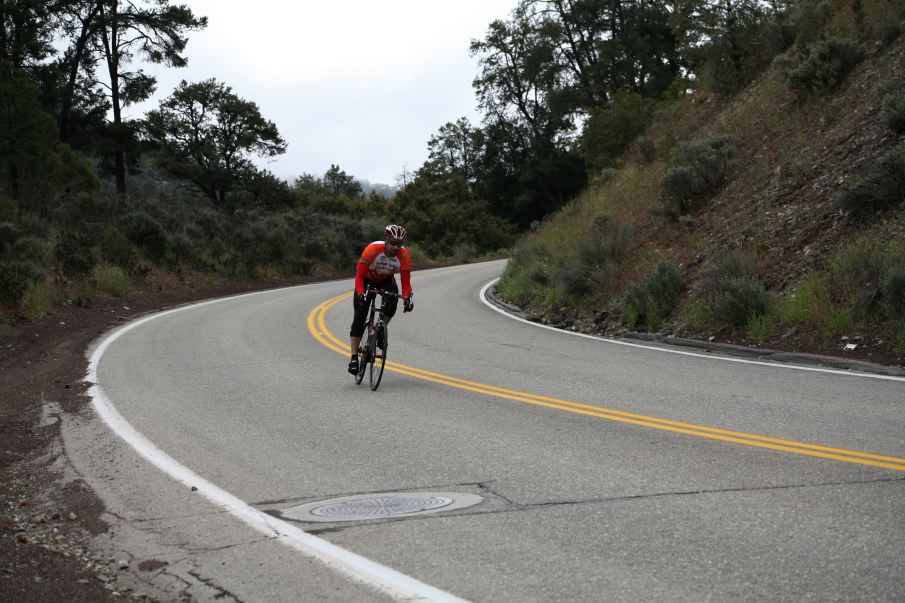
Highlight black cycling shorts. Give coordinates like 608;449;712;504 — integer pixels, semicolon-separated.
350;277;399;338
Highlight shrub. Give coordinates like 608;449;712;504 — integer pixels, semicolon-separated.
497;263;535;306
558;219;633;301
881;93;905;134
0;259;41;306
746;312;774;342
95;264;129;297
838;145;905;215
827;236;884;306
638;137;657;163
120;211;168;261
55;230;94;279
98;225;137;270
22;279;58;320
710;277;770;327
780;37;864;99
0;222;18;255
622;262;683;329
660;137;737;215
581;91;657;169
780;273;830;327
881;263;905;322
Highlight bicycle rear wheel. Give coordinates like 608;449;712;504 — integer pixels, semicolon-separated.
369;324;387;391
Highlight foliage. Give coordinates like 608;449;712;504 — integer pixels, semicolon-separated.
581;91;658;170
54;230;94;279
660;137;737;215
709;277;770;327
692;0;793;94
557;216;633;301
777;37;864;99
837;144;905;216
0;259;41;306
144;79;286;207
119;211;167;261
95;264;129;297
388;174;516;258
745;312;774;342
881;263;905;323
0;66;98;211
22;279;58;320
622;262;683;329
881;92;905;134
827;235;884;307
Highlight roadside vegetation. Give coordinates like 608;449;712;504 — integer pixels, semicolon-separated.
2;0;904;360
498;0;905;360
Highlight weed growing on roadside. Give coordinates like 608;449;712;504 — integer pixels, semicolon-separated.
745;312;774;342
95;264;129;297
21;280;59;321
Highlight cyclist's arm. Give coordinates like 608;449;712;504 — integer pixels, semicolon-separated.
354;262;369;295
400;270;412;299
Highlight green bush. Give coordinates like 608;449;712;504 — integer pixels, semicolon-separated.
660;137;737;215
638;137;656;164
881;263;905;322
882;93;905;134
558;219;633;301
622;262;683;329
95;265;129;297
0;222;18;255
827;236;884;307
710;277;770;327
779;272;830;327
120;211;168;261
838;145;905;215
55;230;94;279
22;279;58;320
745;312;774;342
779;37;864;98
98;225;137;270
581;91;657;170
0;259;41;306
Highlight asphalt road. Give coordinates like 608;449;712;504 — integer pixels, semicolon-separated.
73;260;905;601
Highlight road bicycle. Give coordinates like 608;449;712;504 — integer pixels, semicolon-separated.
355;286;402;391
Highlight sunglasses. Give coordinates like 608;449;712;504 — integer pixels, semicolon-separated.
386;239;403;246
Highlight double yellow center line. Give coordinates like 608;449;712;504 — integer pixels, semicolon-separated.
308;292;905;472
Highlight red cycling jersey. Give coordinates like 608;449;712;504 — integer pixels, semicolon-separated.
355;241;412;298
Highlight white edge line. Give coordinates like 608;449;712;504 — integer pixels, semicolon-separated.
85;288;468;603
479;278;905;383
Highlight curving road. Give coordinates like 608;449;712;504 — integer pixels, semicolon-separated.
77;260;905;601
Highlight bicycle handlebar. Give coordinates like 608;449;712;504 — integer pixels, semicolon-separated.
364;286;405;299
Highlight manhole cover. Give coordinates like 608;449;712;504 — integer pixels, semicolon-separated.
282;492;483;522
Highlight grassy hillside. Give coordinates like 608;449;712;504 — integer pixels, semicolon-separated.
498;10;905;364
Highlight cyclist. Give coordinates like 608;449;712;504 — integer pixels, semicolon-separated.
348;224;414;374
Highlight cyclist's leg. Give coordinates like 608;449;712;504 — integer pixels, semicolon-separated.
349;281;373;372
381;277;400;327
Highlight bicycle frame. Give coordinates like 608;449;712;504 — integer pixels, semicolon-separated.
356;286;401;390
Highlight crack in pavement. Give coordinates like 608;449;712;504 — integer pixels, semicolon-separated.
298;475;905;534
187;569;246;602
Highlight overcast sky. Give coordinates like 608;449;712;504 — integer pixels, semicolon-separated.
126;1;517;186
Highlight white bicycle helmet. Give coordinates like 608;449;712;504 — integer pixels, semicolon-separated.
384;224;407;242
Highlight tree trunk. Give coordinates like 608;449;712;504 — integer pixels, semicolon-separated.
100;0;126;197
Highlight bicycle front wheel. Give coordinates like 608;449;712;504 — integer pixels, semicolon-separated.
369;325;387;391
355;330;370;386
